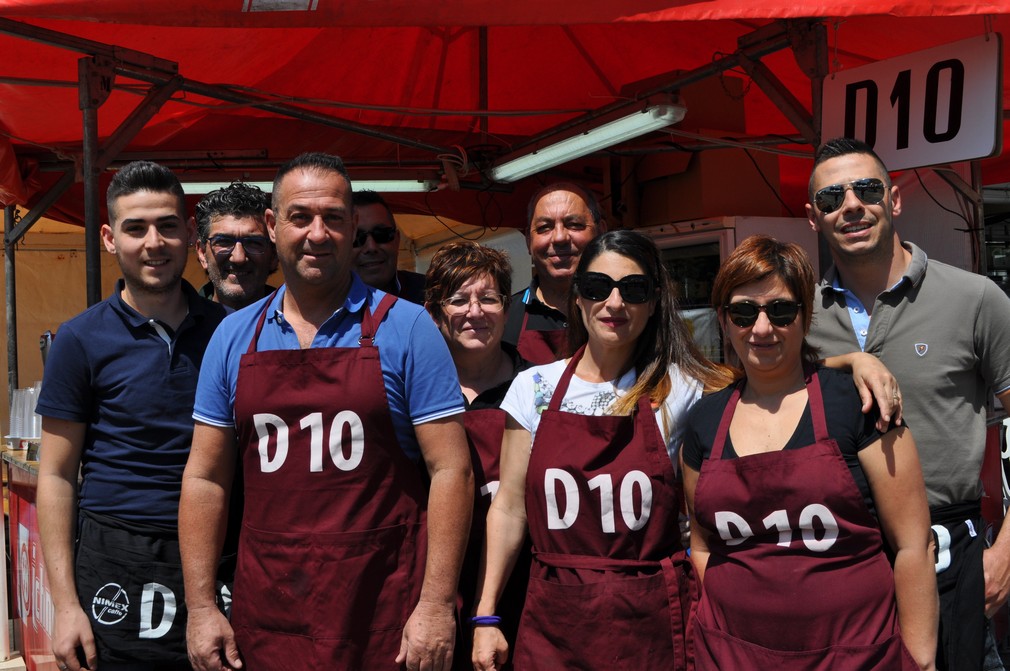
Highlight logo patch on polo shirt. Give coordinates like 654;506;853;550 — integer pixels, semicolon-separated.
915;343;928;357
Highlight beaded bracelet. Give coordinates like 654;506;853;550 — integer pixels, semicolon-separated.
470;615;502;627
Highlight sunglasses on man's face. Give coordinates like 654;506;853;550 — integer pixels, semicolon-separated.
576;272;655;304
724;300;802;328
814;178;886;214
353;226;397;248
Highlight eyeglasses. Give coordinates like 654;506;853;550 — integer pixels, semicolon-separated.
206;234;271;257
576;272;655;304
441;293;506;315
724;300;802;328
353;226;397;248
814;178;886;214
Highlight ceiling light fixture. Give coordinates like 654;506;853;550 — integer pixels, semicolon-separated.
488;103;687;184
181;179;438;195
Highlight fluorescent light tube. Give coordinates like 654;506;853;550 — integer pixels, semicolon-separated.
182;179;436;195
489;104;686;183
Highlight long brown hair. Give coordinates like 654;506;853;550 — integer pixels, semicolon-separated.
568;230;733;415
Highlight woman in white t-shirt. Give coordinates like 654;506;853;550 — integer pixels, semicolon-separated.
471;230;733;671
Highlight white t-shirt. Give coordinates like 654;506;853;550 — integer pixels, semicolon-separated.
500;360;702;466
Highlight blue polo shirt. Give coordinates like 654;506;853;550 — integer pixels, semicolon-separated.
193;274;464;462
36;280;228;528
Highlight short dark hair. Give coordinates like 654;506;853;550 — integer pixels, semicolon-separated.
195;182;271;241
106;161;185;224
272;152;352;211
352;190;396;229
526;182;606;235
809;137;891;200
424;241;513;321
712;234;819;364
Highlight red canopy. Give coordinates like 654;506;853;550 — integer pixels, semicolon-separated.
0;2;1007;226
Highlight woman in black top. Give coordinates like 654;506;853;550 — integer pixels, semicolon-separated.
424;241;528;670
681;234;937;670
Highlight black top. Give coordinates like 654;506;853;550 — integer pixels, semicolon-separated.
502;277;567;349
465;342;530;411
682;366;890;514
394;269;427;305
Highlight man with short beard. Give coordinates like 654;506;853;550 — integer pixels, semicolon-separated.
36;161;227;671
195;182;277;311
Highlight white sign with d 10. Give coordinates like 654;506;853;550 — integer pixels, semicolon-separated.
822;34;1002;171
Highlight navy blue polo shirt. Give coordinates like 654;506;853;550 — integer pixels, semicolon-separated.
36;280;227;528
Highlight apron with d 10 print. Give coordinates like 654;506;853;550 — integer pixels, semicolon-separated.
692;366;918;670
455;408;529;671
231;292;428;671
515;347;694;671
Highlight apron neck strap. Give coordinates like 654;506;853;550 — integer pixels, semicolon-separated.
247;288;283;355
803;363;829;443
710;363;827;459
359;293;398;347
548;346;649;415
548;345;585;411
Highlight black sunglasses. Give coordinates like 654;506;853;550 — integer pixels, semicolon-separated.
206;234;271;257
576;272;655;304
814;178;886;214
724;300;802;328
353;226;397;248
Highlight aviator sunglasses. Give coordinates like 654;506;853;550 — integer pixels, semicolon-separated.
724;300;802;328
576;272;655;304
814;178;886;214
353;226;397;248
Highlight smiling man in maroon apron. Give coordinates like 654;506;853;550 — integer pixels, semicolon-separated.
179;153;473;671
37;161;228;671
502;183;606;364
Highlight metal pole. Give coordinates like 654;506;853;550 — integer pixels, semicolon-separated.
80;57;106;307
5;205;18;400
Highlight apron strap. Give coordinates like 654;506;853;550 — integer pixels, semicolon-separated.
359;293;398;347
663;550;697;671
710;384;742;460
547;345;586;411
247;288;282;354
533;549;660;572
246;289;398;353
710;365;827;458
803;363;830;444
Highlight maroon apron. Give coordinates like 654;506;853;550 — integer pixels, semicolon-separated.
514;346;694;671
516;309;567;365
692;367;918;670
231;292;428;670
455;408;528;671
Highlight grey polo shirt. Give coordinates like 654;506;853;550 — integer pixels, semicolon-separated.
808;241;1010;508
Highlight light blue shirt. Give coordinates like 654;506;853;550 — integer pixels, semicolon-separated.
829;274;907;351
194;274;464;461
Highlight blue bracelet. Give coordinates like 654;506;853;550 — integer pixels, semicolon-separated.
470;615;502;627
